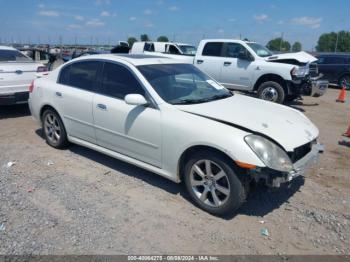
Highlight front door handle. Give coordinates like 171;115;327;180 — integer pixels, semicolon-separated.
55;92;62;97
224;61;232;66
196;60;204;64
97;103;107;110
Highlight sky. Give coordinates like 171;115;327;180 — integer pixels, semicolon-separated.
0;0;349;50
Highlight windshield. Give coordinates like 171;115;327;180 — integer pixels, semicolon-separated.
247;43;273;57
178;45;197;55
138;63;232;105
0;50;32;62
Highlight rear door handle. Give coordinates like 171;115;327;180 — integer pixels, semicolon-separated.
55;92;62;97
196;60;204;64
224;62;232;66
97;103;107;110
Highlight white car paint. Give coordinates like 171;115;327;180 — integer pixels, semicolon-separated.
0;46;44;104
266;51;318;63
29;54;320;184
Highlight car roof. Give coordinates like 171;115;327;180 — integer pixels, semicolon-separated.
201;39;247;44
73;53;184;66
0;45;17;51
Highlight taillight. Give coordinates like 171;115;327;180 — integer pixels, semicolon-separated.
29;80;34;93
37;66;48;72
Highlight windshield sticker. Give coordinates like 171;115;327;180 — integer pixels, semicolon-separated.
207;80;224;90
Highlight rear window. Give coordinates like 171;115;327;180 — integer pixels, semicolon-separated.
202;42;223;57
0;50;32;62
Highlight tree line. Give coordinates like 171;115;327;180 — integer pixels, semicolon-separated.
127;30;350;53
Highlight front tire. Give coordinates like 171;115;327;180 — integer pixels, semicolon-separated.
42;109;68;148
183;151;247;216
257;81;285;103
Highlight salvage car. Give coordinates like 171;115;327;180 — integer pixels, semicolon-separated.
0;46;46;105
315;53;350;89
133;39;328;103
29;54;324;215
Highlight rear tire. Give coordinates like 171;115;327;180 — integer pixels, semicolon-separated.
42;109;68;148
183;151;247;216
257;81;285;103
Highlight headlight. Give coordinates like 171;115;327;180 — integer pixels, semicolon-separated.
291;66;309;78
244;135;293;172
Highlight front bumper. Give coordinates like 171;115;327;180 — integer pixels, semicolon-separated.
250;143;324;187
287;77;328;97
0;92;29;105
310;79;328;97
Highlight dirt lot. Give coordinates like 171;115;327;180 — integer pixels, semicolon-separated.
0;88;349;255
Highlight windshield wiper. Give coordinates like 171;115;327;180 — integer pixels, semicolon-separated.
172;98;208;105
202;93;232;102
172;94;232;105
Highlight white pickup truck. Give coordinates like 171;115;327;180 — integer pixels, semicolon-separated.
131;39;328;103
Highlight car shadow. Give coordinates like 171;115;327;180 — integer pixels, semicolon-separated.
0;104;31;119
237;177;304;218
34;128;303;219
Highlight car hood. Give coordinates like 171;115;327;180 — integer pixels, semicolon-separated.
266;51;317;64
175;94;319;151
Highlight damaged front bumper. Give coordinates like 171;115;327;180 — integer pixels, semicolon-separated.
310;79;328;97
250;143;325;187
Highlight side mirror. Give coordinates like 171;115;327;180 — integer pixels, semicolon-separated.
124;94;148;106
238;50;254;61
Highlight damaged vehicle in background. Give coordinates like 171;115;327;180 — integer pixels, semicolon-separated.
134;39;328;103
29;54;324;215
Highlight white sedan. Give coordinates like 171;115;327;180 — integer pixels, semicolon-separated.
29;54;323;215
0;46;46;105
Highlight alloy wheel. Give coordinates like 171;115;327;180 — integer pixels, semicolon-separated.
189;159;230;207
44;113;61;144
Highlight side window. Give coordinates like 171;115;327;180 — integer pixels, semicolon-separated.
224;43;245;58
100;62;145;99
144;43;155;52
58;61;101;91
58;64;71;85
168;45;180;54
202;42;223;57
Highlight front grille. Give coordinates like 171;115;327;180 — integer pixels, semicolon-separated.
309;63;318;77
288;142;313;163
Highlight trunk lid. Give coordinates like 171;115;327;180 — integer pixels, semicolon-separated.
0;62;42;89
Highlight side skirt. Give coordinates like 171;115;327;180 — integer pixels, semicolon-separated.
67;135;179;183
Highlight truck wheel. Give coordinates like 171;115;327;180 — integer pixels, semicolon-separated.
183;151;247;216
338;75;350;90
257;81;285;103
42;109;69;148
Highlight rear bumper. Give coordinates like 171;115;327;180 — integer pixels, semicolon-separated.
0;92;29;105
250;143;324;187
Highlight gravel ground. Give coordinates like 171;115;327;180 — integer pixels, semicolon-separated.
0;88;349;255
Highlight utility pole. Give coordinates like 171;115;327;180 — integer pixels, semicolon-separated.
279;32;284;51
335;31;339;53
